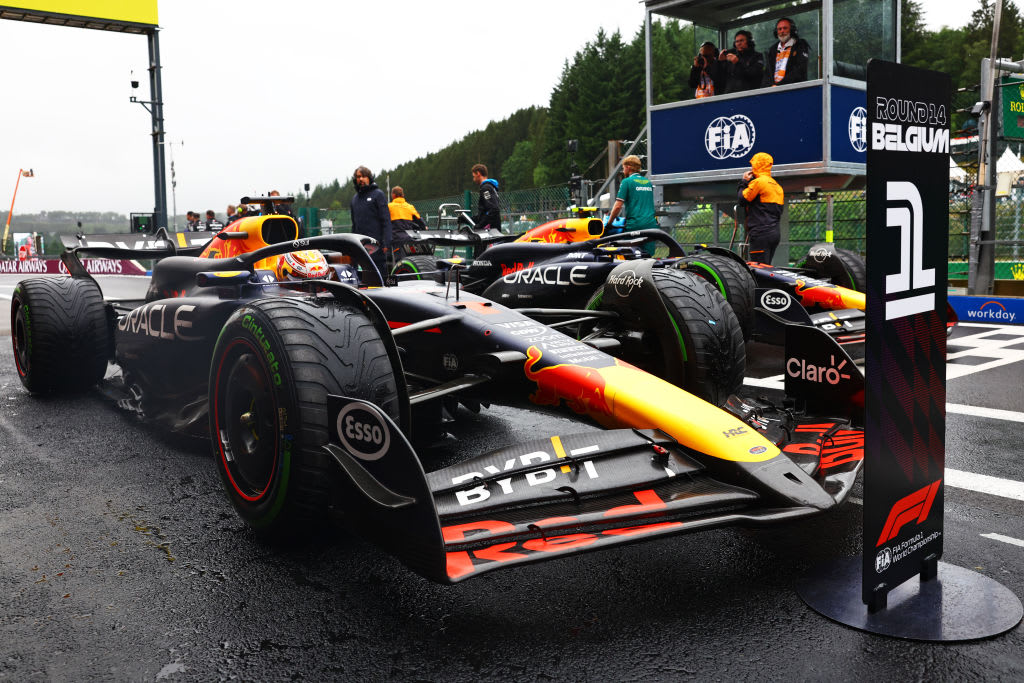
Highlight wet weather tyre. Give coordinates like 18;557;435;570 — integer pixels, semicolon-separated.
11;277;110;394
587;270;745;405
209;297;401;538
391;254;437;280
799;245;867;292
675;253;756;340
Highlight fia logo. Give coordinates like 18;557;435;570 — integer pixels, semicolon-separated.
848;107;867;152
885;181;935;320
875;547;892;573
704;115;756;160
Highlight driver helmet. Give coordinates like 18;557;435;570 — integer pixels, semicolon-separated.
275;250;329;281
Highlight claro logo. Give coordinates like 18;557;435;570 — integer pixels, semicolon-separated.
786;354;852;385
759;289;791;312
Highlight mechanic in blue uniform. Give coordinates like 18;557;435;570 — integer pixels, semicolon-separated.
605;155;659;255
471;164;501;231
738;152;784;264
350;165;392;274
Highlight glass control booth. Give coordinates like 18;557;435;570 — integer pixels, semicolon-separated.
645;0;898;202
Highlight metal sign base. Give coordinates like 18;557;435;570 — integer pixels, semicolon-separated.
797;555;1022;641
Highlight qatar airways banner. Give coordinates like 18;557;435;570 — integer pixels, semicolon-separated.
863;60;950;609
0;258;147;276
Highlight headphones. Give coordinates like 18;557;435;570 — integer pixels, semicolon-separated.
773;17;798;40
352;165;375;190
735;30;755;51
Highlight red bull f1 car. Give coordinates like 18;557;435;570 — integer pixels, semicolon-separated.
393;213;870;351
10;202;865;583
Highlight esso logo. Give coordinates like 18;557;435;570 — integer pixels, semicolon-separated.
760;289;791;312
705;115;756;160
336;403;391;461
848;107;868;153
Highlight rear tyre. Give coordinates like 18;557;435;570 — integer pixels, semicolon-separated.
799;244;867;292
587;270;745;405
391;254;437;279
209;297;400;538
11;277;110;393
675;252;756;340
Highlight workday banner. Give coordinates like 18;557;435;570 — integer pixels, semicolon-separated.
864;60;950;607
948;295;1024;325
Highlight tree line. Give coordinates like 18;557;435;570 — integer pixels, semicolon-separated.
296;0;1019;211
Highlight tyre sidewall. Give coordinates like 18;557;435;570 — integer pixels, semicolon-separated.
210;304;299;529
11;277;110;393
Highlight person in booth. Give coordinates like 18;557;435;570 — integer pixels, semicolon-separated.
688;41;722;99
718;30;763;93
763;17;810;87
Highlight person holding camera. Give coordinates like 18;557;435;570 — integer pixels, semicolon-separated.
688;41;722;99
763;17;810;87
718;30;763;93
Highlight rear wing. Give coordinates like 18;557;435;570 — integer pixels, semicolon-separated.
60;228;218;259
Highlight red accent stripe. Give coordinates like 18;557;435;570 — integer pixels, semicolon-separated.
387;321;441;333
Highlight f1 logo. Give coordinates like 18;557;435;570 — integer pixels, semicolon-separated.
876;479;941;546
885;181;936;320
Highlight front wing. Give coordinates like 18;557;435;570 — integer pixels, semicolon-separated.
324;395;862;584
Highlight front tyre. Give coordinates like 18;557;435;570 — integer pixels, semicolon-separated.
11;277;110;393
209;297;400;537
675;252;756;340
391;254;437;280
798;244;867;292
588;270;745;405
648;270;745;406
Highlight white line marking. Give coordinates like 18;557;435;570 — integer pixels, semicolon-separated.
946;403;1024;423
946;468;1024;502
743;376;784;389
569;445;600;456
957;322;1024;331
981;533;1024;548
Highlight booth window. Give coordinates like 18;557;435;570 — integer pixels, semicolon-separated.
833;0;897;80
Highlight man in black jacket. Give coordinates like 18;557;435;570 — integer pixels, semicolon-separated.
471;163;501;231
349;165;392;274
762;17;811;87
718;31;763;93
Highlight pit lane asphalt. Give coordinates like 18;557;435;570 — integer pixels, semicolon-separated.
1;274;1023;681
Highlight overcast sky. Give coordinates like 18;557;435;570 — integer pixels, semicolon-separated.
0;0;1008;217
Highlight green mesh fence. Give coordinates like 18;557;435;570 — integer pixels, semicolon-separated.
308;176;1024;279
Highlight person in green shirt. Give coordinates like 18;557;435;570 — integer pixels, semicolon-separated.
606;155;659;255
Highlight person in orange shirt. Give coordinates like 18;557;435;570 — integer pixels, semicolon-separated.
738;152;784;264
387;186;427;242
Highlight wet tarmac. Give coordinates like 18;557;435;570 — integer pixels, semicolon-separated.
1;274;1022;680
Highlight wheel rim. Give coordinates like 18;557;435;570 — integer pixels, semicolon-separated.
12;302;29;378
215;342;278;501
393;261;417;276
